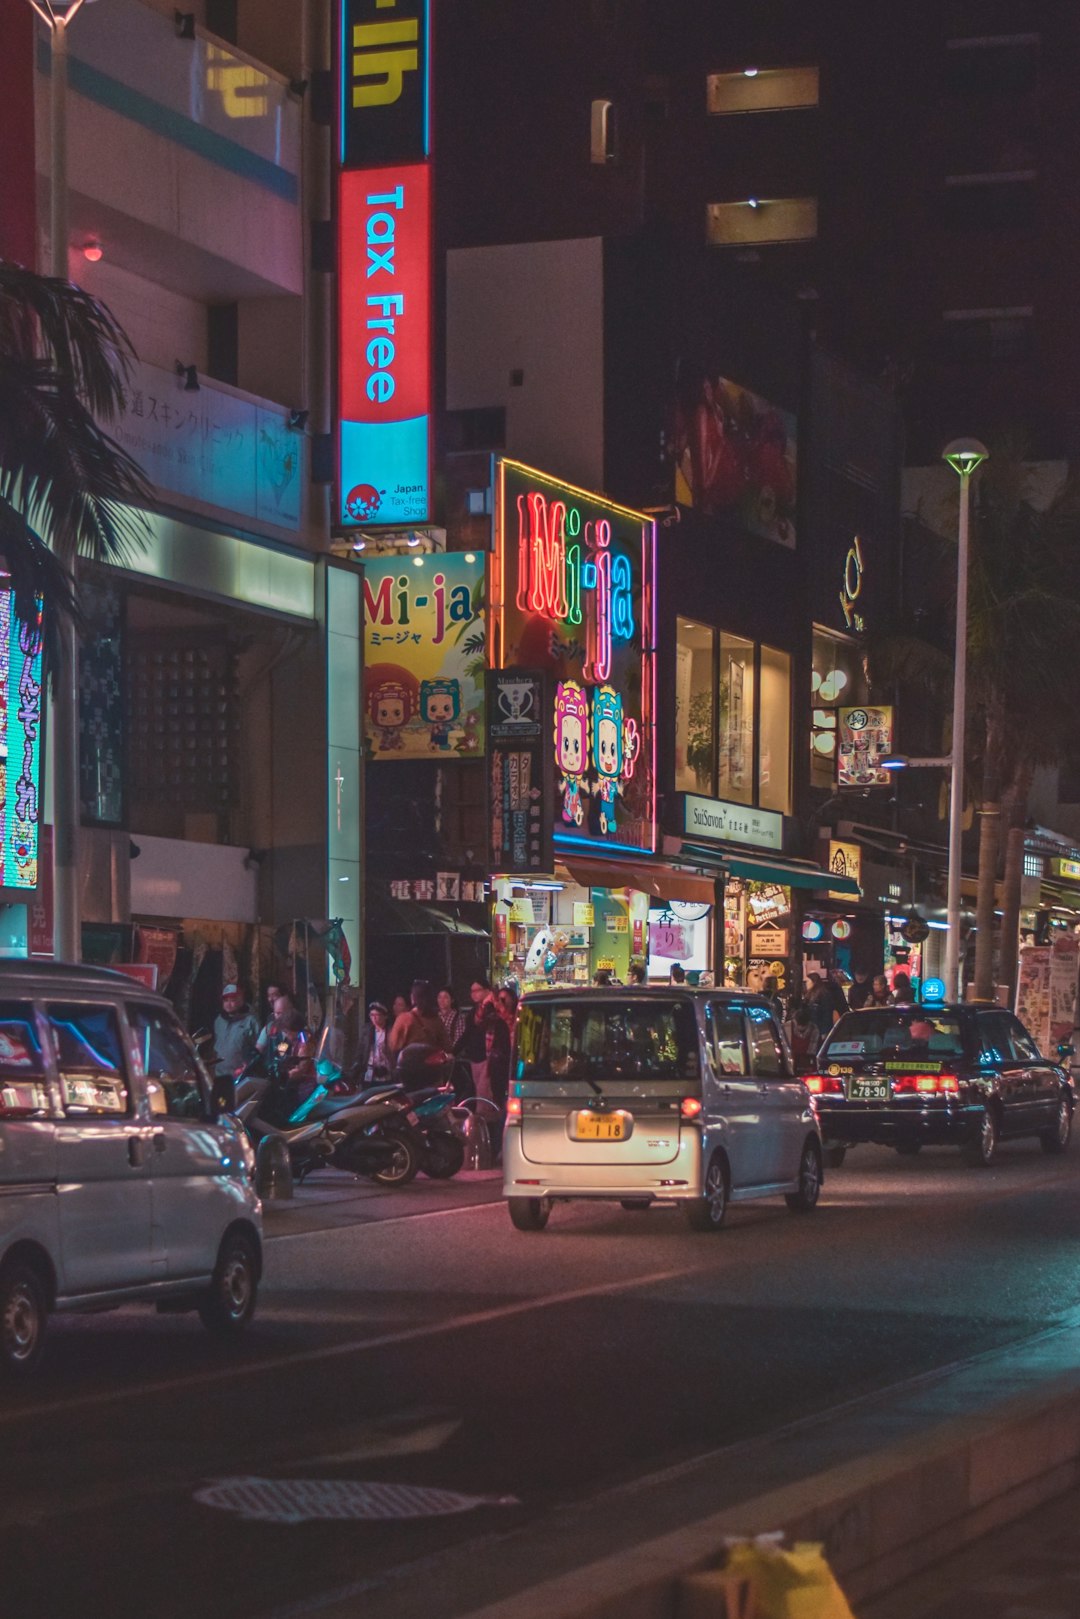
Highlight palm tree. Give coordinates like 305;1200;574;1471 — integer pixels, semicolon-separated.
868;447;1080;1002
0;259;153;962
0;260;152;658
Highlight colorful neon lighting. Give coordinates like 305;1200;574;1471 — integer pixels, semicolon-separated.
496;459;657;854
0;593;43;889
338;163;431;526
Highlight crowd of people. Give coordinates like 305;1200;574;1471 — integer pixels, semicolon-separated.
782;968;914;1063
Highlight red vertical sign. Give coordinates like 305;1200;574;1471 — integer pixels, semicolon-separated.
28;825;54;957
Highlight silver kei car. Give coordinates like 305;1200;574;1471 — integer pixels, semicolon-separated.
502;987;823;1232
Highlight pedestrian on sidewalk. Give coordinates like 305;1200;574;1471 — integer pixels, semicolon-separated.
388;979;448;1062
437;987;468;1050
785;1000;821;1068
213;984;258;1080
357;1002;392;1085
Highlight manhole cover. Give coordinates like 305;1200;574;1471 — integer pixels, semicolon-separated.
194;1477;518;1524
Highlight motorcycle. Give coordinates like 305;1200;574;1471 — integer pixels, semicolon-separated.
232;1060;422;1186
299;1048;466;1181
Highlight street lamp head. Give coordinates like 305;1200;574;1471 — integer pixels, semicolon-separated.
942;437;989;477
27;0;89;25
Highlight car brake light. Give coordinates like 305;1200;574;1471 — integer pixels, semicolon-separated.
680;1096;703;1119
506;1096;522;1119
892;1073;960;1095
804;1074;844;1095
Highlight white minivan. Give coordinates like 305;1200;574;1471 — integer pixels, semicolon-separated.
503;987;822;1232
0;962;262;1375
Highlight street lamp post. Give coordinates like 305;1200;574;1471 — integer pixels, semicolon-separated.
942;438;989;1002
29;0;89;962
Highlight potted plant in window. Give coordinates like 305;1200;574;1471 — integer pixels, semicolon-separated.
687;690;714;791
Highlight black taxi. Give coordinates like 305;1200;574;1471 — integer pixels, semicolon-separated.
806;1001;1074;1167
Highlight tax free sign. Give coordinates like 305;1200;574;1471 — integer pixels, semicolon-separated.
336;0;431;528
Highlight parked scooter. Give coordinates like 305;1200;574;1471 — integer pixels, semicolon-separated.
232;1062;421;1186
298;1049;466;1181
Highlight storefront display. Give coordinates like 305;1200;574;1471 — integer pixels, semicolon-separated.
723;878;793;992
495;873;658;990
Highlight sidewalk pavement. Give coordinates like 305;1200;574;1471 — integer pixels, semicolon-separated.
261;1166;503;1237
861;1484;1080;1619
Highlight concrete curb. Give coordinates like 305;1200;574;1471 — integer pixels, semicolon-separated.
460;1369;1080;1619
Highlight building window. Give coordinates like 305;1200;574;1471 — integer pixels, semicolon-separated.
707;67;819;115
1023;852;1044;879
675;619;716;794
943;34;1039;97
942;172;1036;231
812;627;864;790
942;306;1034;363
676;628;791;814
719;632;755;805
758;645;791;815
706;197;817;247
590;99;617;164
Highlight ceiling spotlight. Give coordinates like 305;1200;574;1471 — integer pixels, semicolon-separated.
743;66;759;77
747;197;760;209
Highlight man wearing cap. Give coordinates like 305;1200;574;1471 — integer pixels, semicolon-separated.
213;984;259;1080
357;1002;392;1085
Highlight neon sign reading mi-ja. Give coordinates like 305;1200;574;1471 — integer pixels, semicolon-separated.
515;490;635;682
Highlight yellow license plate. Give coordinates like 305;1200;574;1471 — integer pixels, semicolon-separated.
574;1110;628;1141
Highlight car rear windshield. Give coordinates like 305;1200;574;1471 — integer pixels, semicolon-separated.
821;1009;966;1061
516;998;701;1083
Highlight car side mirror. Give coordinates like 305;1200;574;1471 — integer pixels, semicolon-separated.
211;1073;236;1117
1058;1042;1075;1061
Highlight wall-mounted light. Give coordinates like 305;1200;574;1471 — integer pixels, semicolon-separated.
747;197;761;209
743;66;759;77
175;361;200;392
287;408;309;432
174;9;195;38
82;239;103;263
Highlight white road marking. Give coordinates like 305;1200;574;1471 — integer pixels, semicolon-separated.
301;1409;463;1465
0;1259;709;1428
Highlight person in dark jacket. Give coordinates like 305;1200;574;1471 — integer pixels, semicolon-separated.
847;969;873;1011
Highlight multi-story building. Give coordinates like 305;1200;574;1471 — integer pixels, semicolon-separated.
3;0;360;1029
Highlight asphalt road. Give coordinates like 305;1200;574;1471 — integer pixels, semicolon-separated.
4;1140;1080;1619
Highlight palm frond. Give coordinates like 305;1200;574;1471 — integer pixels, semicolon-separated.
0;261;136;420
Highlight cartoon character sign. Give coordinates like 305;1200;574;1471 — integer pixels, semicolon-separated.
367;679;415;752
554;681;590;826
590;685;640;837
420;678;461;751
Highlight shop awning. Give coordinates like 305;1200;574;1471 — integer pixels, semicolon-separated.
367;893;489;937
677;843;862;898
561;858;716;905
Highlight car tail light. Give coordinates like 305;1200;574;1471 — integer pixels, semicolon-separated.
506;1095;522;1119
680;1096;703;1119
892;1073;960;1095
804;1074;844;1095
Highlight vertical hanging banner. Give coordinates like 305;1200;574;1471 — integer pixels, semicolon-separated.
337;0;431;530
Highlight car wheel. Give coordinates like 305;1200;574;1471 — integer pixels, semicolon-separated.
1040;1095;1072;1156
620;1199;651;1211
371;1129;420;1186
824;1144;847;1170
0;1262;47;1377
895;1142;922;1156
684;1155;728;1232
198;1231;258;1337
508;1196;551;1232
964;1107;999;1168
786;1139;823;1213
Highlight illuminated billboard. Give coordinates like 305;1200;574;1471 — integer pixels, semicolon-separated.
0;594;43;889
362;552;486;760
493;461;656;855
673;371;797;548
337;163;431;527
340;0;429;168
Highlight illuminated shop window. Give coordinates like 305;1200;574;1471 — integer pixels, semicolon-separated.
758;645;791;815
675;619;716;794
706;197;817;247
811;627;864;789
719;632;755;807
707;67;819;115
590;99;618;164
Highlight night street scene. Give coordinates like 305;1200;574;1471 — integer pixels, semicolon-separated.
5;3;1080;1618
